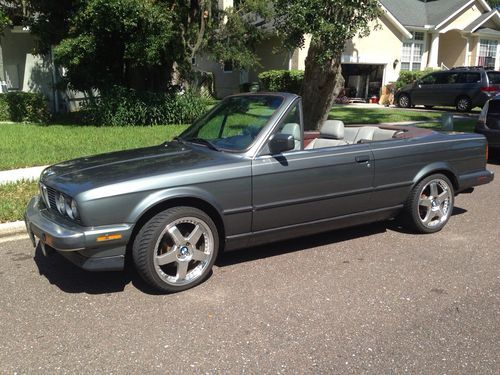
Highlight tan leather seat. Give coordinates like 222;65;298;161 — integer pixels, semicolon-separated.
305;120;348;149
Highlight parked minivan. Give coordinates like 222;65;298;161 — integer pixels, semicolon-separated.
396;67;500;112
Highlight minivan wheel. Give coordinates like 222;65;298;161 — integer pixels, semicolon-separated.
456;96;472;112
398;94;411;108
403;174;454;234
133;206;219;293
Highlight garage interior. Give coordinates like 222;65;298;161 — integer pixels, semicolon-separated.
341;63;385;102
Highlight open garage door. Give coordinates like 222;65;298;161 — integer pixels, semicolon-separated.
341;64;385;102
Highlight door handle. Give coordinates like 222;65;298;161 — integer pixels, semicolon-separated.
355;155;370;163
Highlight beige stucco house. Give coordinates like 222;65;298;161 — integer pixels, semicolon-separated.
205;0;500;99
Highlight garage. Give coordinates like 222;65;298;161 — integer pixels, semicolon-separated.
341;63;385;102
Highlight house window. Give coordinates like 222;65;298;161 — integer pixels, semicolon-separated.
223;61;233;73
401;32;424;71
478;39;498;69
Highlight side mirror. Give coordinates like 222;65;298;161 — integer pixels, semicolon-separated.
269;133;295;154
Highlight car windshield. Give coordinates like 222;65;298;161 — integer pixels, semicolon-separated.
179;95;284;152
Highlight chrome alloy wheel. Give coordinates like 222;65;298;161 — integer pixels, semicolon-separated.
418;179;452;228
153;217;215;286
399;94;410;108
456;97;471;111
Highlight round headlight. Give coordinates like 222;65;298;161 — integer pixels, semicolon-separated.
56;193;66;214
70;199;79;220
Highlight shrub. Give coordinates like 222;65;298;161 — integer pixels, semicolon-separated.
81;86;208;126
0;92;51;123
396;68;438;89
258;70;304;94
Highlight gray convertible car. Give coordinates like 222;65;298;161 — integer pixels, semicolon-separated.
25;93;494;292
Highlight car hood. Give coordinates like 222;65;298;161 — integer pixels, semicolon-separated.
40;141;233;195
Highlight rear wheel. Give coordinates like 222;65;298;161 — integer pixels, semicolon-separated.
133;206;219;293
456;96;472;112
398;94;411;108
403;174;454;234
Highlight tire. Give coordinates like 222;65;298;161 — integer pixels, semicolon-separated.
398;94;411;108
133;206;219;293
456;96;472;112
403;174;454;234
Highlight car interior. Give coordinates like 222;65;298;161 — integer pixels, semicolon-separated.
279;120;401;151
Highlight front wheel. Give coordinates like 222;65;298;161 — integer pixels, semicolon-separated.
133;206;219;293
398;94;411;108
403;174;454;234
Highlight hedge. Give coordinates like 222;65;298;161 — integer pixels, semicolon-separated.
0;92;51;123
258;70;304;94
395;68;438;89
81;86;209;126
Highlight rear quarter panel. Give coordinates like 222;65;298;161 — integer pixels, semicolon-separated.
369;131;487;210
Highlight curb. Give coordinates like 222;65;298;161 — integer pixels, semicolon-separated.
0;221;26;239
0;165;48;185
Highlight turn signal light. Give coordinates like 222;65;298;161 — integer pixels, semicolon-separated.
96;234;122;242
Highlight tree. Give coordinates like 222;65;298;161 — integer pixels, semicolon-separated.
488;0;500;8
274;0;381;130
26;0;271;94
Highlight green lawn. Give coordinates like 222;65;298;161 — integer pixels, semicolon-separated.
330;105;446;124
0;123;188;170
413;119;476;133
0;180;39;223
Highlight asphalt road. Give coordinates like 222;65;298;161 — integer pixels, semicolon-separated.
1;163;499;374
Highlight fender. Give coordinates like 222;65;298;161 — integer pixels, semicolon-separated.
412;161;458;187
126;186;225;224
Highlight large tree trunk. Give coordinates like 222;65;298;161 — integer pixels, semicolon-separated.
301;41;345;130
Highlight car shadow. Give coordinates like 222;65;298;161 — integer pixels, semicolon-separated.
34;208;468;294
33;244;162;295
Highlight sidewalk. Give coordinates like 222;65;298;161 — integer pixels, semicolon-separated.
0;165;47;185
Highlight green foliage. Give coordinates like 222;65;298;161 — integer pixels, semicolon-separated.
273;0;381;66
28;0;271;93
396;68;438;89
81;86;207;126
0;180;39;223
258;70;304;94
0;92;50;123
52;0;176;92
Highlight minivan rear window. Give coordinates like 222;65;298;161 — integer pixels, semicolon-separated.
457;73;481;83
487;72;500;84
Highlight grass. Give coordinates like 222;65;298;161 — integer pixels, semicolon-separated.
0;180;38;223
412;119;476;133
0;123;188;170
330;105;446;124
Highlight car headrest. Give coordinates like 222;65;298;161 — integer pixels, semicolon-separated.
281;123;301;140
320;120;345;139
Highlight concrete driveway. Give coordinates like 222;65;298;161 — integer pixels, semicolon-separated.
0;163;499;374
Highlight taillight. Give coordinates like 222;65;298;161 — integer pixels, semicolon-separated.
486;143;489;161
481;86;497;92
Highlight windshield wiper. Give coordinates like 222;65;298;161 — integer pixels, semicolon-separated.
185;138;219;151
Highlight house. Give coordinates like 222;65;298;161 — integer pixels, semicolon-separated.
204;0;500;99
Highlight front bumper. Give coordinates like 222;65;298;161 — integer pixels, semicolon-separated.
25;196;133;271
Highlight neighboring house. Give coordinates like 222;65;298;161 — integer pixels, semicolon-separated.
206;0;500;99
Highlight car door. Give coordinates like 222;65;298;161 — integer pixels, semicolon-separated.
411;72;439;105
251;102;375;236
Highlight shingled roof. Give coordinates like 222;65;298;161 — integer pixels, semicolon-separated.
379;0;480;28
